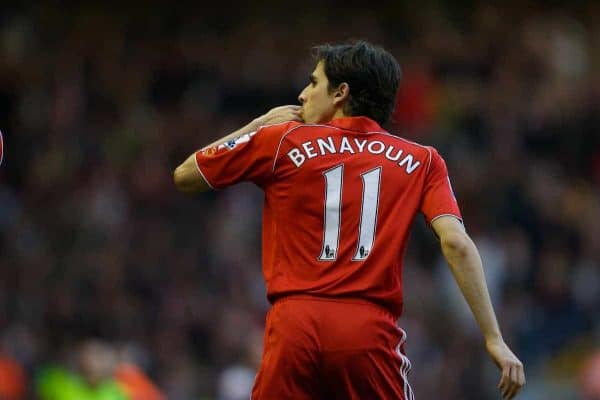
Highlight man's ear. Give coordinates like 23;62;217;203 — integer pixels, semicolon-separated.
333;82;350;106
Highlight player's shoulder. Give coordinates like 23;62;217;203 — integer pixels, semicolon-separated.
373;132;450;175
249;121;307;147
261;121;339;147
256;121;303;136
373;130;435;157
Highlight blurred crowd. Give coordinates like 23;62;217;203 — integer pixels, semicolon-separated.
0;2;599;399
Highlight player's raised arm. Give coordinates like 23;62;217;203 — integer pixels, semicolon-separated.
173;152;211;193
431;215;525;399
173;105;302;194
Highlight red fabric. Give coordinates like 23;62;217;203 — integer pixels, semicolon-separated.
251;297;412;399
0;356;26;400
581;351;600;398
196;116;461;318
114;363;165;400
392;69;437;137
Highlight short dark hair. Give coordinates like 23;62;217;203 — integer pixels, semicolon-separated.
312;40;401;126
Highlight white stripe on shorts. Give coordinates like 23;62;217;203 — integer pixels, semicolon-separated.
396;327;415;400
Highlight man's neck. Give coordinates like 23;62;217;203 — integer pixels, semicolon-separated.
331;108;349;120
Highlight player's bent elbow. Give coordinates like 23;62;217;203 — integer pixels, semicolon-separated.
173;166;183;189
173;164;195;193
440;230;470;258
173;160;210;193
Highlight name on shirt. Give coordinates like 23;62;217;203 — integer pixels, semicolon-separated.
287;136;421;174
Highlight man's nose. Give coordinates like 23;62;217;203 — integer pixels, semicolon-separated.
298;91;306;104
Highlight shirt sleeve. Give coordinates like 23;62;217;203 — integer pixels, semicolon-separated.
194;122;291;189
420;147;463;225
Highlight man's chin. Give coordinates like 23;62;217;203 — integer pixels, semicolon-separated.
302;115;321;124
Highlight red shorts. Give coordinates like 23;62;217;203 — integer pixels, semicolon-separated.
251;296;414;400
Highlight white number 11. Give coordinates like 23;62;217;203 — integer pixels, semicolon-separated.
319;164;382;261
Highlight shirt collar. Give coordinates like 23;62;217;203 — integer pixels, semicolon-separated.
325;116;384;133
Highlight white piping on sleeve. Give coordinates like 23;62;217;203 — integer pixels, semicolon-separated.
194;153;215;190
272;125;311;171
425;146;433;175
429;213;463;225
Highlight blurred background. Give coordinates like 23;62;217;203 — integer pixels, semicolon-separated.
0;1;599;399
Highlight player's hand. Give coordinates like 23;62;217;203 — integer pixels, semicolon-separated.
255;105;303;126
485;338;525;399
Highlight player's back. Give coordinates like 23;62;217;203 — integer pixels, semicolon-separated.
262;116;454;317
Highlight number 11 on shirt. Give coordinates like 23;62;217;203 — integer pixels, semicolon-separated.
319;164;382;262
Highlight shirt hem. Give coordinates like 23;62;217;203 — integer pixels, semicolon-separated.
429;213;463;225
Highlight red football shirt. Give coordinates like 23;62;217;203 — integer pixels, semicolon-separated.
196;116;461;318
